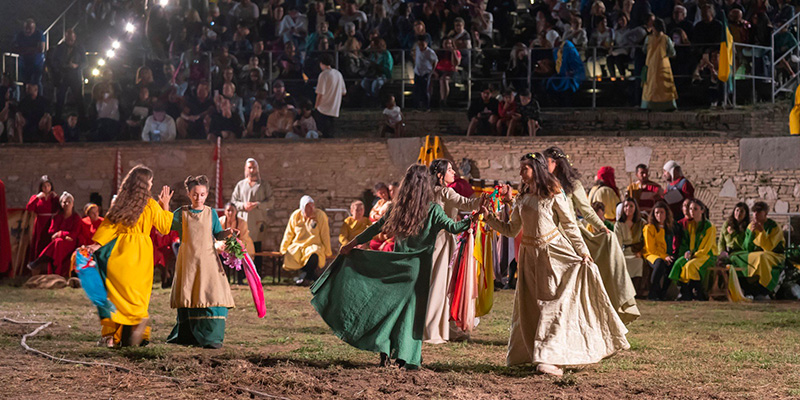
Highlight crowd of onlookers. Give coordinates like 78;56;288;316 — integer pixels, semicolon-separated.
1;0;799;143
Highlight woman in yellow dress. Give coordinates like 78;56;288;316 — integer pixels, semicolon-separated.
85;165;174;347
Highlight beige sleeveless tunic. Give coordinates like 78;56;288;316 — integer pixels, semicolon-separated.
170;206;235;309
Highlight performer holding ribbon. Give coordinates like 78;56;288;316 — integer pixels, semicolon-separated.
167;175;236;349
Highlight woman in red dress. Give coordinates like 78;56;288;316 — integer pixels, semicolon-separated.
79;203;104;246
30;192;82;277
26;176;59;262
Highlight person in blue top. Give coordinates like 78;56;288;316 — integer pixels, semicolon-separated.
545;30;586;106
13;19;46;89
167;175;235;349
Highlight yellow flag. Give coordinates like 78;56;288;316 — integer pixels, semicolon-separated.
791;84;800;135
718;22;734;82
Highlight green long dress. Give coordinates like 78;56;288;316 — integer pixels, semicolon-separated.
311;203;470;369
730;219;785;291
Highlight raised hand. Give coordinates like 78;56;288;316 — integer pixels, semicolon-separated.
158;185;174;210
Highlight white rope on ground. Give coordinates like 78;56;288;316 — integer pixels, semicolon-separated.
2;317;291;400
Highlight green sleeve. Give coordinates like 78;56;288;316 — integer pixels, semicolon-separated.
171;209;182;236
718;221;728;252
677;226;690;255
431;203;470;235
211;210;223;235
742;228;757;252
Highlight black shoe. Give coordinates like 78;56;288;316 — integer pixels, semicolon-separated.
677;284;692;301
380;352;389;367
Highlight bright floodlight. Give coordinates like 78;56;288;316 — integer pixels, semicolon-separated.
97;58;106;66
91;68;100;77
159;0;169;6
125;22;135;33
111;40;121;49
106;49;116;58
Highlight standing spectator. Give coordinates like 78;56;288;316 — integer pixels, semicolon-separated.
13;19;45;88
25;176;59;264
314;53;346;138
642;19;677;111
279;6;308;47
15;83;52;143
662;160;694;220
141;102;177;142
466;86;499;136
52;29;86;124
231;158;275;282
432;38;461;108
413;36;438;110
545;31;586;106
625;164;663;213
506;43;530;91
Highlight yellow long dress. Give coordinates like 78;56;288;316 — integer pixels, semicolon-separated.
280;208;332;270
92;198;173;342
339;216;370;246
587;185;621;222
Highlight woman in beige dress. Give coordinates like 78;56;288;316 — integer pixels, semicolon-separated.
614;197;646;295
425;159;484;344
543;147;639;324
482;153;629;376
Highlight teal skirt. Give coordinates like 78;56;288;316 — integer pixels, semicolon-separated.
166;307;228;347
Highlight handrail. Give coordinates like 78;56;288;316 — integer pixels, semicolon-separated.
44;0;79;34
43;0;81;50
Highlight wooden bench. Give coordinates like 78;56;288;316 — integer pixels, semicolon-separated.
252;251;284;284
707;264;747;301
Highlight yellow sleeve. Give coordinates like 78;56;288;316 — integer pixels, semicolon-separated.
642;225;655;257
599;187;621;221
91;219;118;246
280;212;297;254
149;199;173;235
697;224;718;256
339;219;351;246
319;211;332;257
753;224;784;252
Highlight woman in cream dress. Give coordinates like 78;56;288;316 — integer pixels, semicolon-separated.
426;159;483;344
543;147;639;324
482;153;629;376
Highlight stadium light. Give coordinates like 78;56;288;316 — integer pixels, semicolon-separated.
106;49;116;58
159;0;169;6
91;68;100;77
111;40;121;49
97;58;106;66
125;22;135;33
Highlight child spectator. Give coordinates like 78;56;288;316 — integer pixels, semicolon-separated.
380;95;404;137
587;202;615;233
290;100;320;139
496;89;517;136
513;89;540;136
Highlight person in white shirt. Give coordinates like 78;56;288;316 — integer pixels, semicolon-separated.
413;36;438;110
313;53;346;138
229;0;259;21
141;103;177;141
278;6;308;47
338;0;368;31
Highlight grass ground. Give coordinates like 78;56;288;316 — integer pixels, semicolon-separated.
1;283;800;399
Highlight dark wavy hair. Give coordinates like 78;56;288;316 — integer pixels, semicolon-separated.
184;175;210;192
688;198;710;221
105;165;154;227
726;202;750;233
647;201;674;233
381;164;434;238
38;175;54;193
429;158;453;187
618;197;642;223
520;153;561;199
543;147;580;195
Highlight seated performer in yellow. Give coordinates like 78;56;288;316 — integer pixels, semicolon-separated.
668;199;718;301
339;200;370;247
730;201;785;298
86;165;174;347
280;195;332;286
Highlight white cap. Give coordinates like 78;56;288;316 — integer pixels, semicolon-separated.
663;160;679;180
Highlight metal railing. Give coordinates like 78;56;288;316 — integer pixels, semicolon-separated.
770;12;800;102
43;0;82;51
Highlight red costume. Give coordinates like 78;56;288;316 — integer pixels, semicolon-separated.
40;212;82;277
448;177;475;199
0;179;11;275
26;193;59;261
151;227;179;269
79;216;104;246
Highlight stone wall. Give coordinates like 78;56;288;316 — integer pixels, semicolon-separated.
2;136;799;249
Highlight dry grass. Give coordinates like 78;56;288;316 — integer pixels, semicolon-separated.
1;283;800;399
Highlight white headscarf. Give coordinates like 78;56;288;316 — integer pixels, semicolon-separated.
663;160;679;181
546;30;560;47
245;158;260;180
300;195;314;217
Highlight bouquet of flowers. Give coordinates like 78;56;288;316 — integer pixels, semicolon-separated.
219;236;266;318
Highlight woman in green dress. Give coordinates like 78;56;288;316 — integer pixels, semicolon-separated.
718;202;749;266
311;164;476;369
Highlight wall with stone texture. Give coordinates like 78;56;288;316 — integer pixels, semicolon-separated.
2;136;799;249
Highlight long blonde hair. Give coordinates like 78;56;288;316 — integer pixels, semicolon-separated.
105;165;154;226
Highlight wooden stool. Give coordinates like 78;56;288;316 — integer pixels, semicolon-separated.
253;251;284;284
707;265;730;301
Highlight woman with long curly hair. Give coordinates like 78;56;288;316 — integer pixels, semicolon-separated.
481;153;629;376
543;146;639;323
84;165;174;347
312;164;475;369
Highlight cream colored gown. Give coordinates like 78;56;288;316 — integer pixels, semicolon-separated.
425;186;482;344
557;181;640;324
485;192;629;367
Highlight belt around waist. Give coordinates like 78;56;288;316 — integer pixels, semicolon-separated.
520;228;560;248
